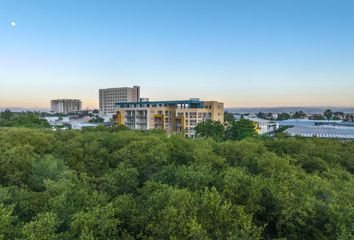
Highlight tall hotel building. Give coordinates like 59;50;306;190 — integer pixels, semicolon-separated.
99;86;140;114
50;99;82;114
114;99;224;137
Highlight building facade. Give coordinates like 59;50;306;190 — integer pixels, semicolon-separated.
243;116;279;134
50;99;82;114
114;99;224;137
99;86;140;114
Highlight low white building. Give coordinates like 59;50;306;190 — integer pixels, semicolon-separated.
44;117;60;125
71;123;98;130
245;117;279;134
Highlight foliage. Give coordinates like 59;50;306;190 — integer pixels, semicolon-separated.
292;111;306;119
0;127;353;239
22;212;62;240
257;112;266;119
0;110;50;128
310;114;325;120
0;204;20;239
195;119;225;141
89;116;104;123
195;118;257;141
226;118;257;141
324;109;333;120
277;112;291;120
224;111;235;123
256;112;275;120
0;109;13;121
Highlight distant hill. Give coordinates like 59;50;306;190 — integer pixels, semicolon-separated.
0;107;49;112
2;106;354;114
226;107;354;114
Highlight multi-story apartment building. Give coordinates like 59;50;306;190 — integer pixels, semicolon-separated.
114;99;224;137
50;99;82;114
99;86;140;114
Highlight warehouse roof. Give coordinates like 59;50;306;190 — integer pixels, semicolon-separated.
285;126;354;139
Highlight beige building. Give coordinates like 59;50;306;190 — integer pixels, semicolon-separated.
99;86;140;114
114;99;224;137
50;99;82;114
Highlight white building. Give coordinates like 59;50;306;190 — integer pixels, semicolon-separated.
245;117;279;134
50;99;82;114
44;117;60;126
71;123;98;130
99;86;140;114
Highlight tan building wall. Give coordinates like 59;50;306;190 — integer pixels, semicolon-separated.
99;86;140;114
114;100;224;137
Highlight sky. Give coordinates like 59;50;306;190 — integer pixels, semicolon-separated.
0;0;354;109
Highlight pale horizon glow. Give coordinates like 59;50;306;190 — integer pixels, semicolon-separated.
1;0;354;109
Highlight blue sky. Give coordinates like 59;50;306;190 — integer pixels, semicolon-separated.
1;0;353;109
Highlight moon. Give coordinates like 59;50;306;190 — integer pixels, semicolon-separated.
10;21;16;27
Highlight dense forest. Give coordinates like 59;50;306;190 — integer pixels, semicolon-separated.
0;126;353;239
0;110;50;128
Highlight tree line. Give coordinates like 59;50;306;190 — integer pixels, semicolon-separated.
0;110;50;128
195;118;258;141
0;126;353;239
255;109;354;121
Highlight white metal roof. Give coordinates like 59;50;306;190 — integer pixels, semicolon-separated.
285;126;354;139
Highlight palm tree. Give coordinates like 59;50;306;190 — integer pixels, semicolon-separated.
323;109;333;121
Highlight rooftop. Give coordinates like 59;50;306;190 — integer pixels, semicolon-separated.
115;99;206;109
285;125;354;139
278;119;343;126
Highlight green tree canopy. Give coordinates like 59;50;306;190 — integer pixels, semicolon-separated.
0;111;50;128
277;112;291;120
22;212;62;240
195;120;225;141
0;127;353;239
224;111;235;123
324;109;333;120
226;118;257;141
292;111;306;119
0;109;13;121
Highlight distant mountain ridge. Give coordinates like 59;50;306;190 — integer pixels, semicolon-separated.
226;107;354;114
0;107;49;112
2;106;354;114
